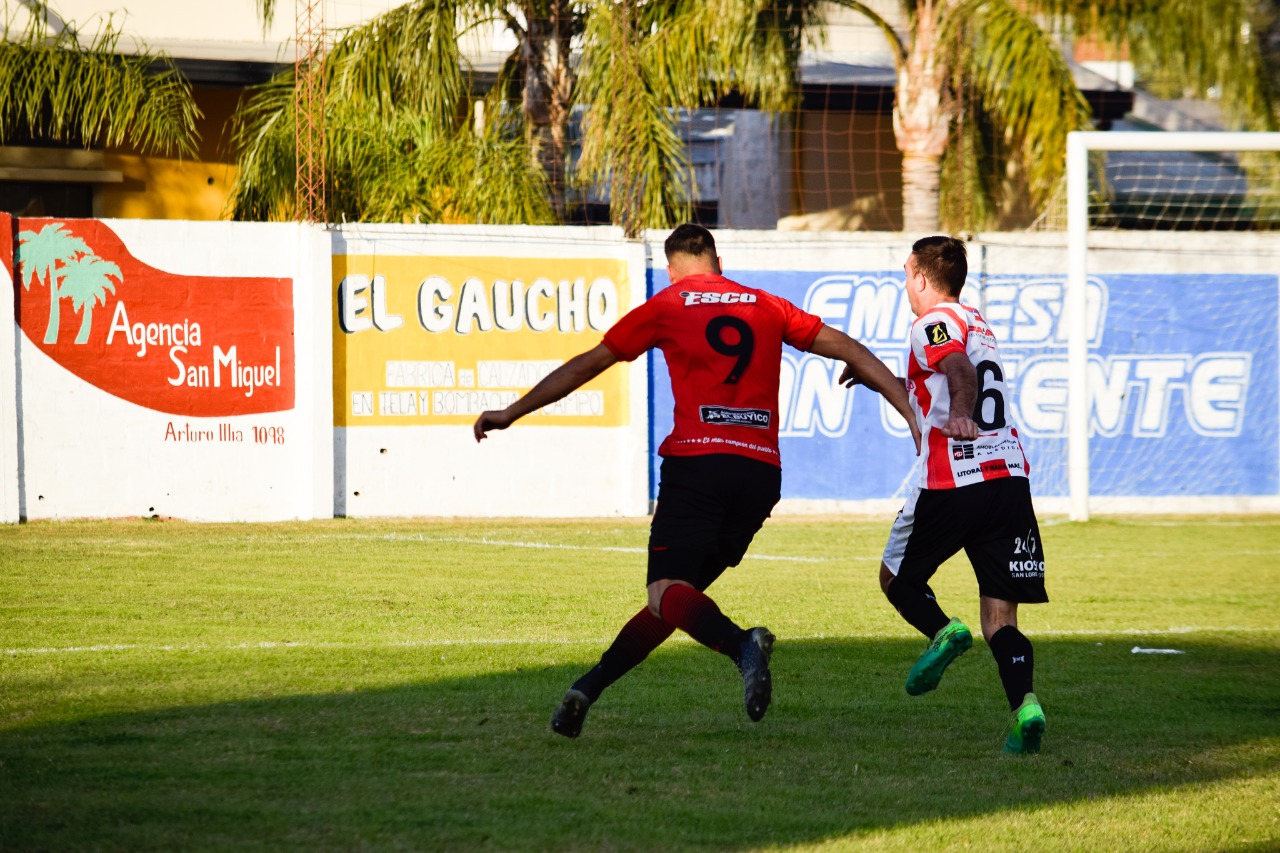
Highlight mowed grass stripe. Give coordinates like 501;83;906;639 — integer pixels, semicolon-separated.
5;624;1276;657
1;516;1277;852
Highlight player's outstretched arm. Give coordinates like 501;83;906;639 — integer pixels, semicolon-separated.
937;352;979;440
473;343;619;442
809;326;922;454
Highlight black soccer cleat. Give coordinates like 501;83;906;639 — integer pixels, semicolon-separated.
738;627;775;722
551;688;592;738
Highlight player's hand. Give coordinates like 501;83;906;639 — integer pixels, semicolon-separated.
909;420;922;456
940;415;979;441
838;362;862;387
473;410;513;442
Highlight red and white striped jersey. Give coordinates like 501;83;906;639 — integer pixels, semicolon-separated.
906;302;1030;489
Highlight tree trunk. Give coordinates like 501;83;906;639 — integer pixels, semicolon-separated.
901;152;942;233
522;1;575;222
893;0;952;234
75;304;93;344
43;275;60;344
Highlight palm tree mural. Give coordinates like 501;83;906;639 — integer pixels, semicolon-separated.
16;223;90;344
236;0;818;234
58;255;122;344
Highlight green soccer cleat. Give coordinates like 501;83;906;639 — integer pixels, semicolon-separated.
905;617;973;696
1003;693;1046;755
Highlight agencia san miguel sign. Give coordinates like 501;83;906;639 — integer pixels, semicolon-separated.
15;219;294;418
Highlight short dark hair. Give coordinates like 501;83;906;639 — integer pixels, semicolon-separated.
911;235;968;297
664;223;717;262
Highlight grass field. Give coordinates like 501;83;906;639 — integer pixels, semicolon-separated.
1;515;1277;851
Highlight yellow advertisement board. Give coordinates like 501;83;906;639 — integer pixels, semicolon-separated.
333;253;631;427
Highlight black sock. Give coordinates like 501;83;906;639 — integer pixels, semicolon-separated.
885;577;950;639
571;607;675;701
988;625;1035;711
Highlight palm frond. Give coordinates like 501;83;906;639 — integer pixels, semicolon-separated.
0;3;200;156
1039;0;1277;131
226;72;298;220
233;0;837;231
938;90;1002;231
228;71;551;224
363;118;555;225
631;1;721;109
230;0;494;222
325;0;470;130
636;0;823;114
577;1;693;235
706;0;819;113
826;0;907;68
255;0;278;34
941;0;1092;218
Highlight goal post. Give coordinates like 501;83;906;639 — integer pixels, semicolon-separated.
1066;130;1280;521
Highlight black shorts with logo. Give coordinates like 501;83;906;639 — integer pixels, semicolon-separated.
646;454;782;588
882;476;1048;603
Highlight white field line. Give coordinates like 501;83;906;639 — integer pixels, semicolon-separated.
5;626;1274;656
375;533;835;563
325;532;1280;561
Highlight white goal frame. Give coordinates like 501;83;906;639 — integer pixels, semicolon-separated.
1065;130;1280;520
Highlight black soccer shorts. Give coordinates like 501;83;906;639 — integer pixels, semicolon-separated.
882;476;1048;604
646;453;782;588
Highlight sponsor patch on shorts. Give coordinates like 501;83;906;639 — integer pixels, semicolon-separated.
699;406;771;428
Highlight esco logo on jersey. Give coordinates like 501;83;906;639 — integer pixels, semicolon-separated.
680;291;758;307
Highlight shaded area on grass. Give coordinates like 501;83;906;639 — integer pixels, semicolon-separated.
1;635;1277;851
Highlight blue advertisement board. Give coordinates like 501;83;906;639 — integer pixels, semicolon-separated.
648;269;1279;501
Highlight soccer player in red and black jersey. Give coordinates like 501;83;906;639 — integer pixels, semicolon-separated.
474;224;919;737
852;235;1049;755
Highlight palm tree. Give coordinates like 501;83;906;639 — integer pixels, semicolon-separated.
16;223;90;344
846;0;1277;231
58;255;121;344
237;0;820;234
0;1;200;158
243;1;1274;234
574;1;816;231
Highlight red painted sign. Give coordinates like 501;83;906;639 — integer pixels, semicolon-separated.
14;218;294;416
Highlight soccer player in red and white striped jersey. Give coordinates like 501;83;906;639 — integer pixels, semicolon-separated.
864;235;1049;755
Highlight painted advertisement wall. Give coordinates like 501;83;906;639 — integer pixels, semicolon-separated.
331;225;648;517
646;232;1280;514
7;216;333;521
982;233;1280;514
3;224;1275;521
982;272;1275;502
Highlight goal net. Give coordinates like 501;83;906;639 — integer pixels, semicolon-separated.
1060;131;1280;519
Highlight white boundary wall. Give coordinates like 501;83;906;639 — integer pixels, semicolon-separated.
645;230;914;517
645;229;1280;517
0;237;18;523
8;219;333;522
1067;130;1280;519
331;225;649;518
3;220;1277;520
982;229;1280;517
